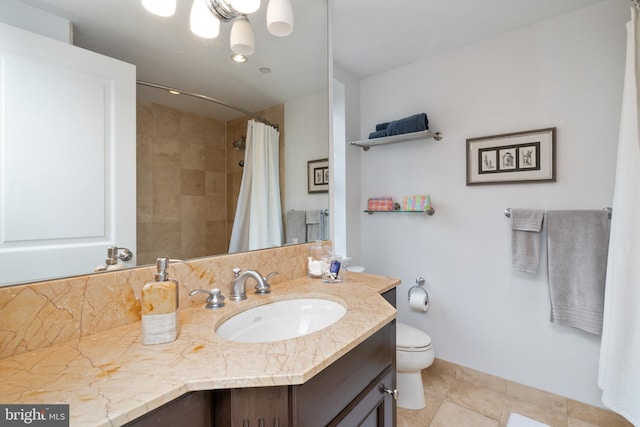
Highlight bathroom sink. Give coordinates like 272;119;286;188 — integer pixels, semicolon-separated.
215;298;346;343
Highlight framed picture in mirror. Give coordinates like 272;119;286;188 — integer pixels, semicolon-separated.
308;158;329;193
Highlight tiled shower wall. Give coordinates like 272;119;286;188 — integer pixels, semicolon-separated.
136;101;285;265
136;101;227;265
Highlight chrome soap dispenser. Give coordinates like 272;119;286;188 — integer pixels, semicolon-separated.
141;257;179;345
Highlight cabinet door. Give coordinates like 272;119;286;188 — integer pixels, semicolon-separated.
290;322;393;426
328;367;394;427
0;23;136;285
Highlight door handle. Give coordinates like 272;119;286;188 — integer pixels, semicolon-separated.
107;246;133;262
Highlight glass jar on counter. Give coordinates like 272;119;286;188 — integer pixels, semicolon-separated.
307;241;331;278
321;253;343;283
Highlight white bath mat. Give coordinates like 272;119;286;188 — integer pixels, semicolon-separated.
506;413;550;427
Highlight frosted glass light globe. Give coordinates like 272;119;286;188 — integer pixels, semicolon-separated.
230;17;255;56
190;0;221;38
230;0;260;14
141;0;176;17
266;0;293;37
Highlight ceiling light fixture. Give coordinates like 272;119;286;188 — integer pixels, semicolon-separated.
142;0;294;59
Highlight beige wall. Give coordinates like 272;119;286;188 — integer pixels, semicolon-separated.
137;101;285;264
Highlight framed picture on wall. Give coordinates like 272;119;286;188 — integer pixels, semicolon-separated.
308;158;329;193
466;127;556;185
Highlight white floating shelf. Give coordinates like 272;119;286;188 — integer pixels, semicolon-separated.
349;130;443;151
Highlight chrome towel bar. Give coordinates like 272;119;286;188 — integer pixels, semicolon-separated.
504;207;612;219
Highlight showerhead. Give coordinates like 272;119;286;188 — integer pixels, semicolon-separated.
232;135;246;150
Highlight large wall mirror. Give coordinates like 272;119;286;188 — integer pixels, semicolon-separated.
0;0;329;286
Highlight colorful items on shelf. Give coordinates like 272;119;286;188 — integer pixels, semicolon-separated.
367;197;394;211
403;195;431;212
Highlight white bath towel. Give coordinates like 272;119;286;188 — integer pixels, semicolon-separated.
506;413;550;427
510;208;545;273
598;10;640;426
546;210;610;335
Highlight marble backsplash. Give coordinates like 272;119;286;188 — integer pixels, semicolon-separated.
0;243;311;360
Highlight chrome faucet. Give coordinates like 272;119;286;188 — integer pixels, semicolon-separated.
229;268;276;301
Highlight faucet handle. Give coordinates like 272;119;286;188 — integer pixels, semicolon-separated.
190;288;225;310
232;268;241;278
255;271;277;295
263;271;279;283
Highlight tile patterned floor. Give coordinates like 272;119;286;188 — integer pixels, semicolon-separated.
397;359;634;427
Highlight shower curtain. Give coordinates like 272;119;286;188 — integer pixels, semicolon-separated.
598;7;640;425
228;120;283;253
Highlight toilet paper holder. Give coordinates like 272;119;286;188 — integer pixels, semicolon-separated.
408;277;430;302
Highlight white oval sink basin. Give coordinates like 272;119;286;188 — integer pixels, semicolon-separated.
216;298;346;343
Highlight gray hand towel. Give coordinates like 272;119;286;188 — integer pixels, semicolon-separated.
546;210;610;335
285;210;306;244
306;210;321;242
511;208;545;273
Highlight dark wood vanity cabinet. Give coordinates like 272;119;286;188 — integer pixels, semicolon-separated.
127;289;397;427
213;386;288;425
213;319;395;427
287;319;395;426
124;391;213;427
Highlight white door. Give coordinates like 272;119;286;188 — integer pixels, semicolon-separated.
0;23;136;286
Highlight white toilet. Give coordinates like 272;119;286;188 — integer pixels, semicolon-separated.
396;322;435;410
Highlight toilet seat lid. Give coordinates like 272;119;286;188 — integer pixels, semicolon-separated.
397;322;432;348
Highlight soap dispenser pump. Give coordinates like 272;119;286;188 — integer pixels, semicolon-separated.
141;257;179;345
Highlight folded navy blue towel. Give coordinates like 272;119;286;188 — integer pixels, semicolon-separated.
386;113;428;136
375;122;390;132
368;129;388;139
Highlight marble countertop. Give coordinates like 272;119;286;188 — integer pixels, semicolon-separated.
0;273;399;427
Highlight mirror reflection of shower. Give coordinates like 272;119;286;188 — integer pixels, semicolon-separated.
233;135;246;150
234;135;246;167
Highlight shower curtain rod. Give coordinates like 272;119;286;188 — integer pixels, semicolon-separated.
136;80;276;128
